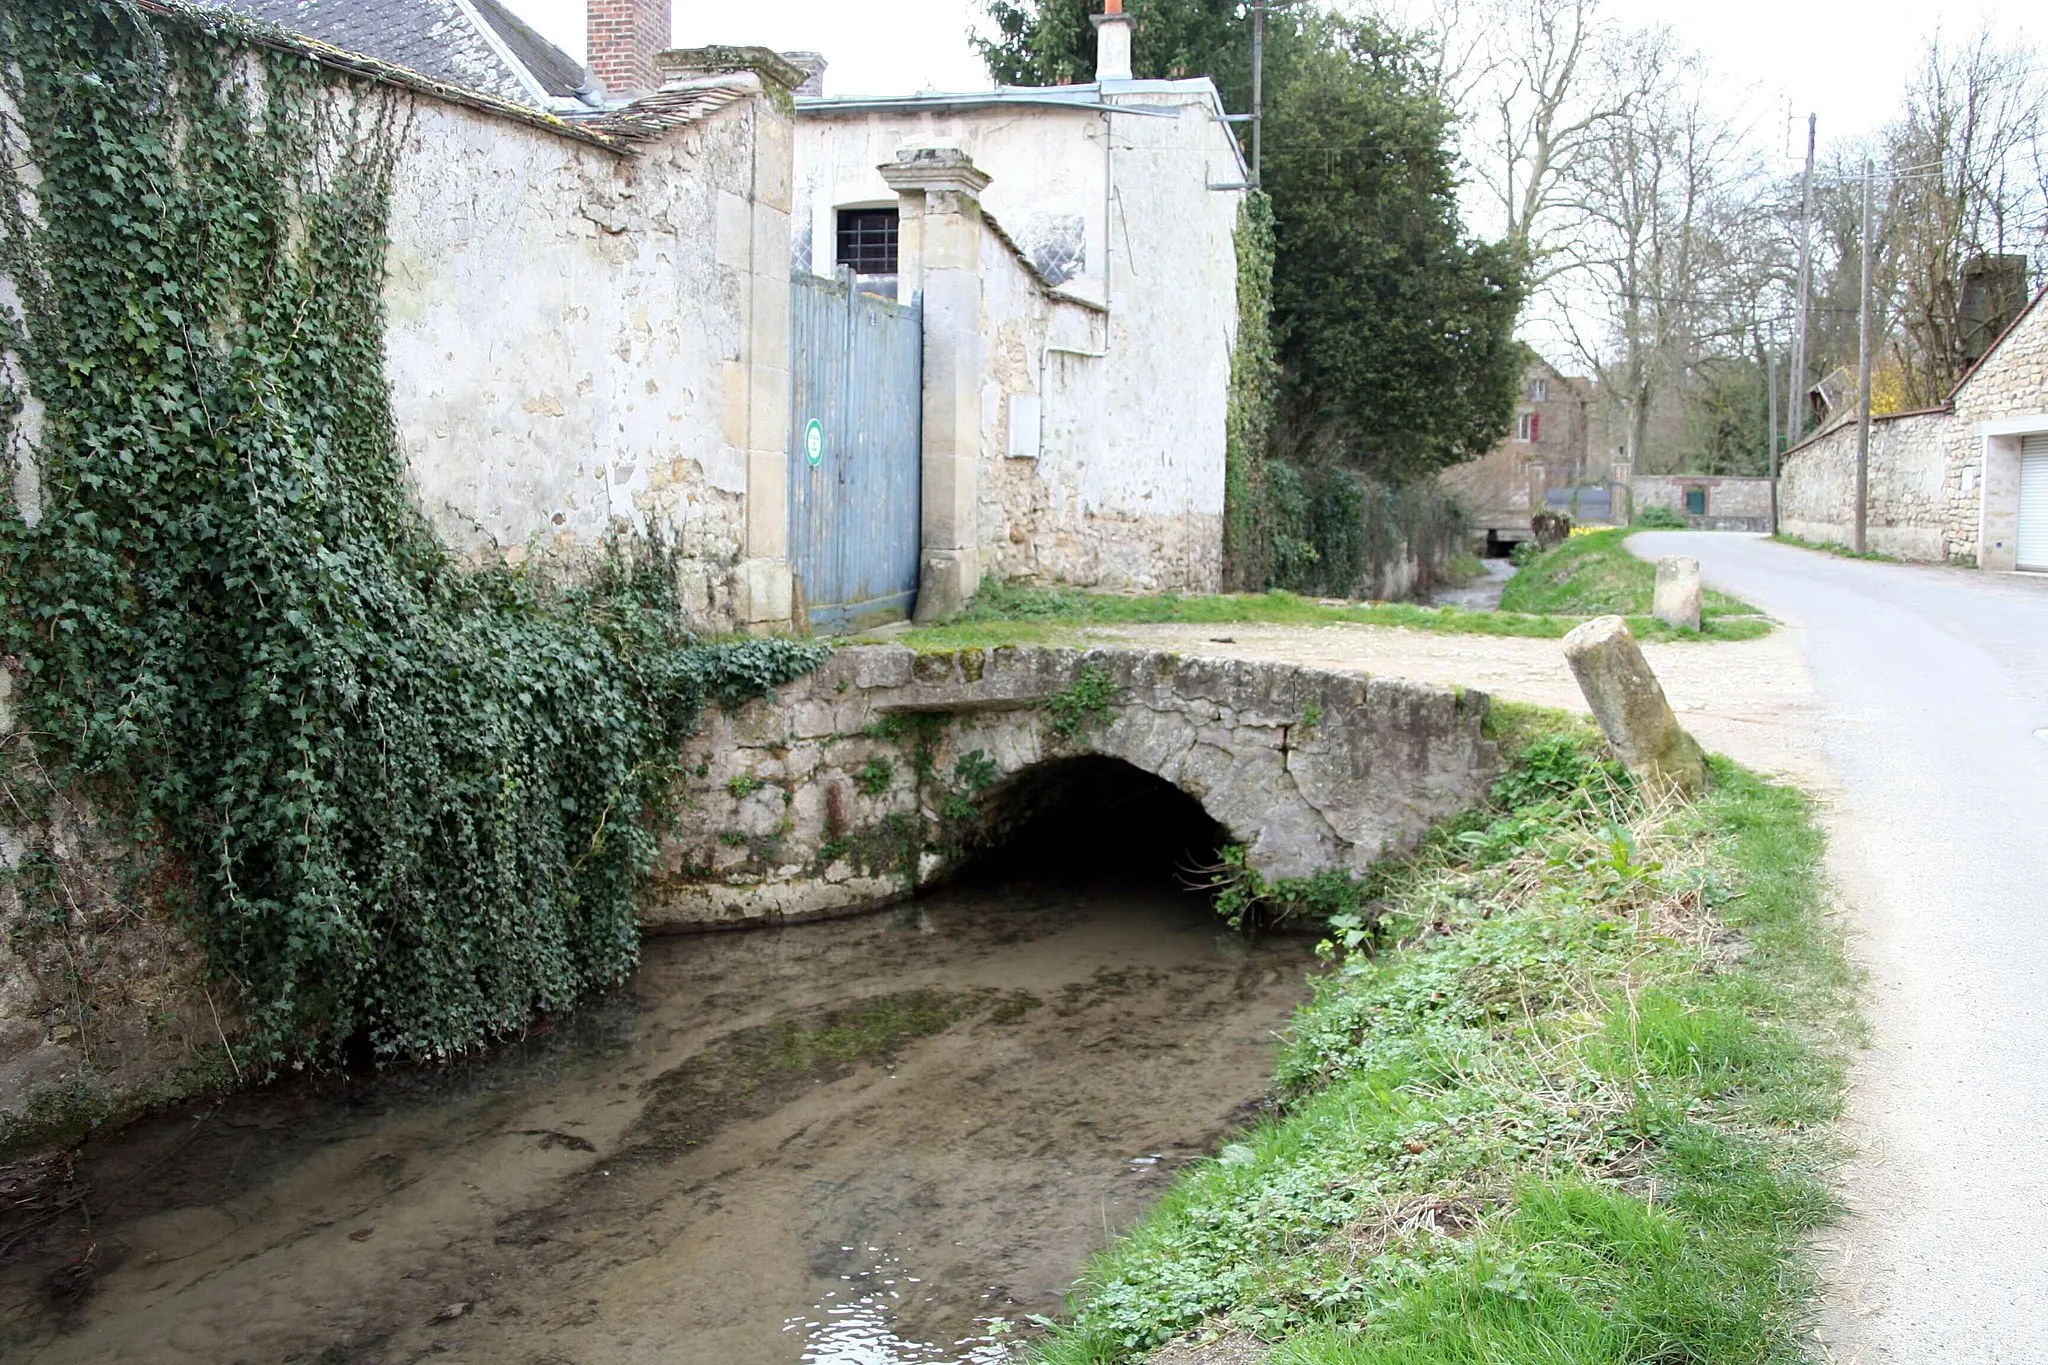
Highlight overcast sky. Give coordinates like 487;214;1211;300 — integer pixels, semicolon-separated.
509;0;2038;154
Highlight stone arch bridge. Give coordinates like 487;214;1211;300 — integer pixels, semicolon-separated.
649;645;1501;929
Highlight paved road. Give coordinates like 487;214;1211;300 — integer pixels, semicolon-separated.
1629;532;2048;1364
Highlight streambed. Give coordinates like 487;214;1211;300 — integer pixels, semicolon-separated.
0;870;1317;1363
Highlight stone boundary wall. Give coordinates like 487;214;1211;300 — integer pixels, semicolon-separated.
383;81;795;629
1775;292;2048;567
1778;413;1954;560
0;670;226;1158
1631;475;1773;532
650;644;1500;929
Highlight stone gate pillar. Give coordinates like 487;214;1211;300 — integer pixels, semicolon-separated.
675;47;806;632
882;147;989;622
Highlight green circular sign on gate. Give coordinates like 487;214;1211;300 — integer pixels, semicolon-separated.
805;418;824;468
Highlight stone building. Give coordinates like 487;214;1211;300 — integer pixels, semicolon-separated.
1779;287;2048;567
1437;352;1592;551
181;0;1244;627
789;22;1246;597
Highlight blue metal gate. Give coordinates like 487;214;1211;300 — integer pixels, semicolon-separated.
788;269;923;632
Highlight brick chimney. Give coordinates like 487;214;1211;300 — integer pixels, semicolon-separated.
1091;0;1133;82
587;0;671;100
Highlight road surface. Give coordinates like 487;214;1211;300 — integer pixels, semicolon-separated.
1628;531;2048;1364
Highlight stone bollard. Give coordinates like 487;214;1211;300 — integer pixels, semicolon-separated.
1652;555;1702;632
1561;615;1707;795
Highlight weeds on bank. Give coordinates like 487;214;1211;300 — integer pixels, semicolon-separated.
1031;708;1851;1364
877;576;1767;652
1769;532;1901;563
1502;529;1768;637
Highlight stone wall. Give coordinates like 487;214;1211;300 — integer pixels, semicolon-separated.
1778;413;1951;558
794;85;1240;595
1632;474;1774;532
0;670;226;1157
384;78;795;629
649;644;1500;929
1776;292;2048;566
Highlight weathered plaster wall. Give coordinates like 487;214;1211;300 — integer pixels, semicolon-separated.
383;83;793;627
649;644;1499;929
1632;475;1774;532
794;85;1241;593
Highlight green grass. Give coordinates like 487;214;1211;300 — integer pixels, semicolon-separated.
1501;529;1768;637
875;576;1768;652
1028;714;1852;1364
1769;532;1900;563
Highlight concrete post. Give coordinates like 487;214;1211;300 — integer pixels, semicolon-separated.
1652;556;1702;632
1611;460;1634;526
882;147;990;622
1526;461;1548;521
1562;616;1707;796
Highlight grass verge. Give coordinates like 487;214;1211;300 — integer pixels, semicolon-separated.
1768;532;1901;563
1501;529;1768;637
1031;705;1851;1364
875;576;1767;652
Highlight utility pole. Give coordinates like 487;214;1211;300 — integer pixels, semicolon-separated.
1787;114;1815;451
1250;0;1265;187
1767;349;1780;534
1853;157;1874;555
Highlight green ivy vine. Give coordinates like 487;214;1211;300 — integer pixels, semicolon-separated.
0;1;825;1067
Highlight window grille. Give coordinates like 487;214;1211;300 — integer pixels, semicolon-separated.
836;209;899;278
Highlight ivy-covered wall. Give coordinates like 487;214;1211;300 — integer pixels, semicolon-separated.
1221;191;1468;600
0;0;821;1153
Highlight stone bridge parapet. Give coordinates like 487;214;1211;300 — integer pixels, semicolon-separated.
649;645;1500;929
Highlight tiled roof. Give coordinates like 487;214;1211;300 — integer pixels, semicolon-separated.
470;0;591;100
214;0;592;109
591;78;754;141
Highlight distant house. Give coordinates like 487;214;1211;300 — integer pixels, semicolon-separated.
1438;353;1592;552
1780;286;2048;567
218;0;605;111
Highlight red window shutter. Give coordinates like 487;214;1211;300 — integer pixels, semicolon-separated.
1530;413;1541;443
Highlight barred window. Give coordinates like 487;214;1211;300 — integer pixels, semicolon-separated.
836;208;899;277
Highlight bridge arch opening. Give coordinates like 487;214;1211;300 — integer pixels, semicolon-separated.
951;754;1228;890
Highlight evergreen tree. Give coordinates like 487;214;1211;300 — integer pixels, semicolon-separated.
975;2;1523;483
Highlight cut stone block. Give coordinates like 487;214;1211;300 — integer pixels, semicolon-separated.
1653;555;1702;632
1562;615;1707;795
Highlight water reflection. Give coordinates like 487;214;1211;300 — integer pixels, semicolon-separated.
787;1245;1014;1364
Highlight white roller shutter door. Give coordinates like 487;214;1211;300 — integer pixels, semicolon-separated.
2020;434;2048;571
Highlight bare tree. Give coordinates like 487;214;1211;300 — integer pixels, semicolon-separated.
1883;30;2048;404
1553;31;1754;469
1423;0;1632;280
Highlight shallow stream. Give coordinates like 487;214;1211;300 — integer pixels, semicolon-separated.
0;865;1317;1364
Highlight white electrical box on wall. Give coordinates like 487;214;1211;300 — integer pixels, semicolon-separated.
1007;394;1042;459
